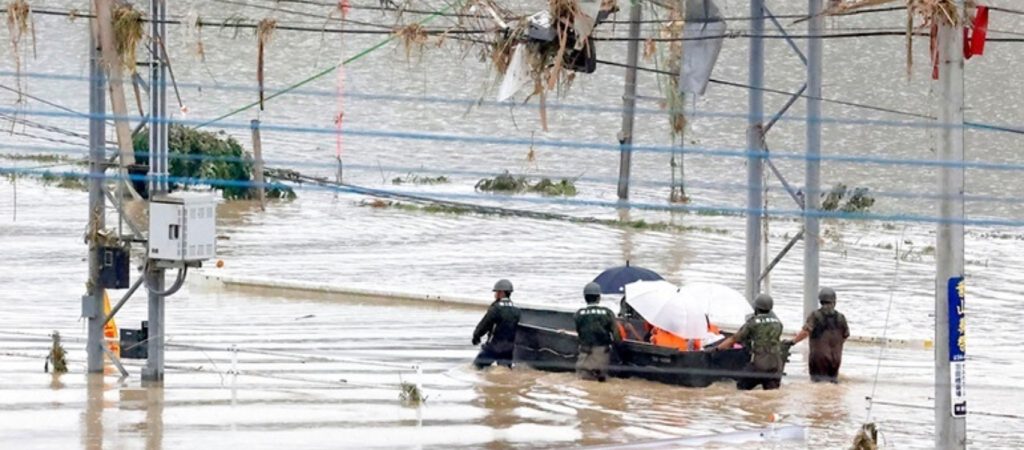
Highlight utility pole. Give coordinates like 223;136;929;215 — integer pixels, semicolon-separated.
251;119;266;210
804;0;823;319
616;0;642;201
85;2;108;374
143;0;168;383
935;1;967;448
744;0;765;304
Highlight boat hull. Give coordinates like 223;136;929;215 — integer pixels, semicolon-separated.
513;308;785;388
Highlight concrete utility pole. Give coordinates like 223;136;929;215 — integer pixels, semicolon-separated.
85;3;108;374
935;1;967;448
616;0;642;201
804;0;823;319
251;119;266;210
143;0;168;383
744;0;765;304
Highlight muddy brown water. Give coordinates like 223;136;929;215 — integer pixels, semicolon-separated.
2;0;1024;448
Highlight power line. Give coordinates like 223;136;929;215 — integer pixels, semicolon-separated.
6;138;1024;208
9;71;1022;136
3;164;1023;228
3;107;1024;175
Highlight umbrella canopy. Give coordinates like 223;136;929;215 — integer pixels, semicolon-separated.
677;282;752;327
592;262;664;295
624;280;708;339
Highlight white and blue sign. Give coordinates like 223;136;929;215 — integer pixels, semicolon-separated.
948;276;966;417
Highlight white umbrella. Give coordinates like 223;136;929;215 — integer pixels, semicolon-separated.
677;282;752;328
624;280;708;339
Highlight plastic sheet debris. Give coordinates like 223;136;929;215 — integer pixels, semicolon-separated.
497;44;531;101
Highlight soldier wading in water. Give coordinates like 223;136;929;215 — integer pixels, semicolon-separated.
785;287;850;383
708;293;786;390
574;282;621;382
471;279;522;369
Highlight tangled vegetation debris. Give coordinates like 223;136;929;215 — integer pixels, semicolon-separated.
391;173;450;185
39;170;87;191
134;125;296;200
483;0;615;129
399;381;426;405
5;0;35;102
112;3;144;74
395;23;430;60
824;0;965;77
475;171;577;196
850;422;879;450
821;183;876;214
256;18;277;110
45;331;68;374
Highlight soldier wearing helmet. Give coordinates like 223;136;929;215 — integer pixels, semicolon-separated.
708;293;786;390
573;282;621;382
471;279;522;369
785;287;850;383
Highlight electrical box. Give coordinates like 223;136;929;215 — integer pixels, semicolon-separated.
148;193;217;262
120;321;148;359
98;245;130;289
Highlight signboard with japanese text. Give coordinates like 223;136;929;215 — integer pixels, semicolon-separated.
949;276;966;417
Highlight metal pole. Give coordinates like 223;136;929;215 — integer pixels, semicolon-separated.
616;0;642;201
144;0;168;383
86;5;108;374
745;0;765;304
251;119;266;210
935;2;967;448
804;0;823;319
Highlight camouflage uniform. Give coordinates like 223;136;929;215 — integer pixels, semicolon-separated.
803;304;850;383
732;312;784;390
574;304;619;381
472;298;521;369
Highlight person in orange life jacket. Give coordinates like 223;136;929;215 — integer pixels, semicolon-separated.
472;279;522;369
615;295;650;341
783;287;850;383
649;315;722;351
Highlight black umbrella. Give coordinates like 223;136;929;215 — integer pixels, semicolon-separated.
592;261;664;295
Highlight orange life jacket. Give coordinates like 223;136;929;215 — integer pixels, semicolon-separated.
650;327;695;351
650;323;722;352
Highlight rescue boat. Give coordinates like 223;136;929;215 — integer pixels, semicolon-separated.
513;307;791;387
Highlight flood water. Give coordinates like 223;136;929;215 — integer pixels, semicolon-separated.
2;0;1024;448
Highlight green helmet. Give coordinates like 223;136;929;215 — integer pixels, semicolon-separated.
583;282;602;297
819;287;837;304
753;293;774;312
492;279;514;293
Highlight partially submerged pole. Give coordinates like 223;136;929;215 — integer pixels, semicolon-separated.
745;0;766;304
251;119;266;210
804;0;823;319
143;0;168;383
85;3;108;374
934;2;967;448
616;0;642;201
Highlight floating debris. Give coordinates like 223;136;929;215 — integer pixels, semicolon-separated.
45;331;68;374
391;173;450;185
399;381;425;405
850;422;879;450
133;125;296;200
475;171;577;196
822;183;876;214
